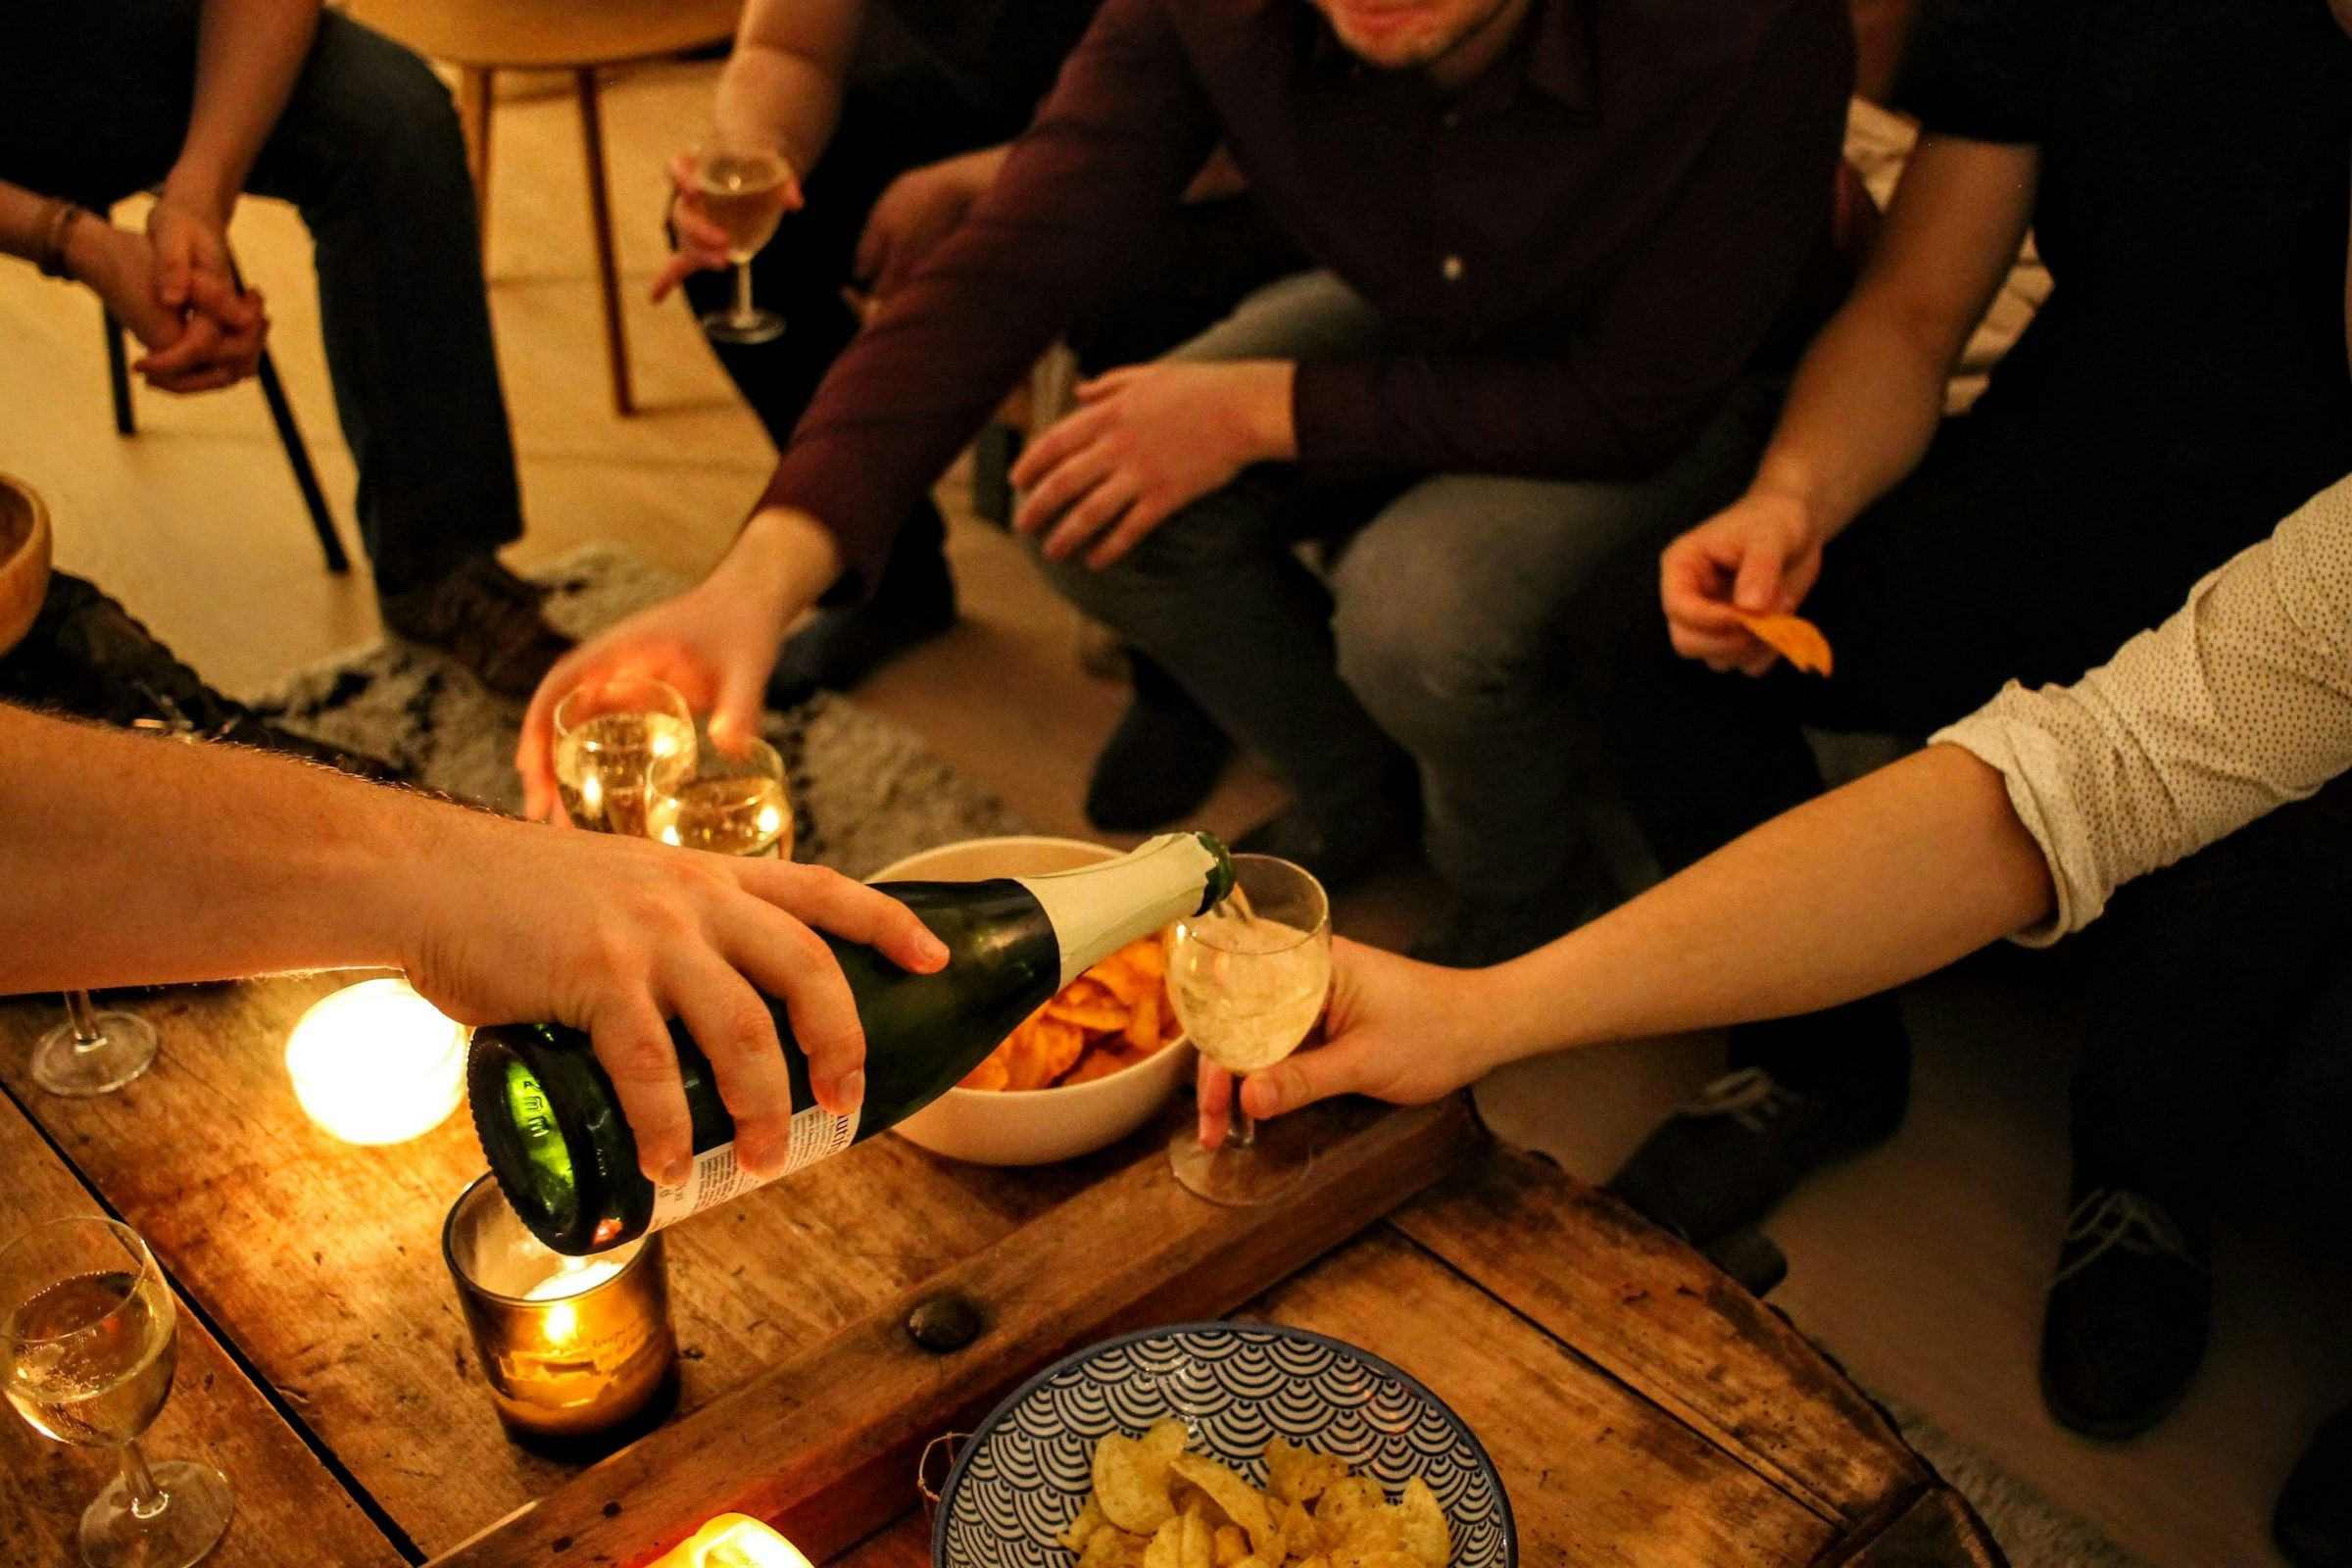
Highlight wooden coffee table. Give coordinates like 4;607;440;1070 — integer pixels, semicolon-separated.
0;978;2004;1567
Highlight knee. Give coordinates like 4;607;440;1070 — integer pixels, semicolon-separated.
1333;560;1525;739
1026;487;1260;625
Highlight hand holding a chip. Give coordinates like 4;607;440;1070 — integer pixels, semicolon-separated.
1658;489;1828;676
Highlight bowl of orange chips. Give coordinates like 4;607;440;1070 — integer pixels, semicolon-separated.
871;837;1196;1166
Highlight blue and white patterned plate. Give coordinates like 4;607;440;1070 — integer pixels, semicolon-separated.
935;1322;1516;1568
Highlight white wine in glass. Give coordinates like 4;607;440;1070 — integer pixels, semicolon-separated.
647;732;793;858
691;138;793;345
1165;855;1332;1206
1;1217;232;1568
552;678;698;840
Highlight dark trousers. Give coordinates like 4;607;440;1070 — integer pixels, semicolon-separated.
1568;407;2333;1093
0;5;521;595
678;61;1305;564
2072;774;2352;1230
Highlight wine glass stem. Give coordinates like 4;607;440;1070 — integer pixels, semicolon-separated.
119;1440;169;1521
65;990;105;1051
733;260;755;325
1229;1098;1258;1152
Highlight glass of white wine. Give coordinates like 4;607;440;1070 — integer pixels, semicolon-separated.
647;730;794;859
690;134;794;345
552;677;698;839
1;1217;232;1568
1165;854;1332;1206
32;992;159;1099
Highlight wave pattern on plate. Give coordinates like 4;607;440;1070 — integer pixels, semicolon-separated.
938;1323;1513;1568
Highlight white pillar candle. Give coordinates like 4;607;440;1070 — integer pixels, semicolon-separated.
284;978;467;1145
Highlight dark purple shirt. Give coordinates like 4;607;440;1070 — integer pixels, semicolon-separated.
762;0;1854;591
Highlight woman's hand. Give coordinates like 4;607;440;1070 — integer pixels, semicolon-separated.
402;813;947;1185
1657;488;1825;675
1195;939;1510;1148
650;148;805;304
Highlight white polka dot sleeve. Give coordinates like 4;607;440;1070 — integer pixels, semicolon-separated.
1931;471;2352;946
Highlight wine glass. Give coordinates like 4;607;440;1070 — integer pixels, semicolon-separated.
551;677;697;838
689;135;793;345
647;729;794;859
1165;855;1332;1205
32;992;159;1099
1;1217;232;1568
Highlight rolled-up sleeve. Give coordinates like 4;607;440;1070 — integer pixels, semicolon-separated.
1933;472;2352;944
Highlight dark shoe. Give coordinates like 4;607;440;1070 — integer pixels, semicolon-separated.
2039;1189;2210;1441
1084;655;1232;831
1408;868;1606;968
1607;1064;1905;1248
765;516;956;709
378;555;570;700
1233;771;1419;894
2277;1405;2352;1567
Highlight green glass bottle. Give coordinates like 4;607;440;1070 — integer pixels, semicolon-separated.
469;832;1234;1253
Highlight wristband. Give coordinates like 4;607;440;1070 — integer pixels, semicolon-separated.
34;199;85;280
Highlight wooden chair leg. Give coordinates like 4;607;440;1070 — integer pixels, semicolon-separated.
254;349;351;574
574;67;634;416
102;312;135;435
458;66;495;259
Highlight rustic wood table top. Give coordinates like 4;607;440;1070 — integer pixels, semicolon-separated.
0;979;2004;1568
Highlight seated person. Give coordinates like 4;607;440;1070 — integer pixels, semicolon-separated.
518;0;1857;952
0;700;942;1186
1557;0;2352;1321
1220;465;2352;1568
656;0;1303;779
0;0;566;697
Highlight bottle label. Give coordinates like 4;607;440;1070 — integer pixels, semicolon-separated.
1014;833;1222;988
645;1103;860;1232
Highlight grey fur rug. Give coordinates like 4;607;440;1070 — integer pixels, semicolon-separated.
249;548;2142;1568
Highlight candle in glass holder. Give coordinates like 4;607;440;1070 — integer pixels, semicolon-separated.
648;1514;814;1568
443;1175;678;1449
284;978;467;1145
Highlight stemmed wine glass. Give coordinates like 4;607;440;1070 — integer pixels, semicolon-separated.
689;134;794;345
647;729;794;859
551;677;697;839
32;993;159;1099
1165;855;1333;1206
1;1217;233;1568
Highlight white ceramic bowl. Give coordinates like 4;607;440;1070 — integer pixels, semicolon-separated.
870;836;1193;1166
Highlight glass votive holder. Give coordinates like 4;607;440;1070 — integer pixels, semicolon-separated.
646;729;794;859
443;1174;679;1453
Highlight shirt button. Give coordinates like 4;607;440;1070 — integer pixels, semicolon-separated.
1441;254;1465;283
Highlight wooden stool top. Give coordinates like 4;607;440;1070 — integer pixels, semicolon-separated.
343;0;741;72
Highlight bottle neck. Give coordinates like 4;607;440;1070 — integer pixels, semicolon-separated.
1014;834;1226;988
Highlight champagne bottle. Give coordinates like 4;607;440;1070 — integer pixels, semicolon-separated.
469;832;1234;1253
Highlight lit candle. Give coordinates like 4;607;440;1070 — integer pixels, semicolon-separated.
283;978;466;1145
647;1515;814;1568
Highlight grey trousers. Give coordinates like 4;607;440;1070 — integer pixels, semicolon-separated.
1035;271;1768;898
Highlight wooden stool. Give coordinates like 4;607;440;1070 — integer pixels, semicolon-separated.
345;0;743;417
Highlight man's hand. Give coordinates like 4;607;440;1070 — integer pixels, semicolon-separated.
1009;361;1296;569
147;183;239;318
64;216;267;393
854;146;1004;303
1195;939;1502;1149
516;510;840;820
650;148;806;304
1658;489;1825;676
403;813;948;1184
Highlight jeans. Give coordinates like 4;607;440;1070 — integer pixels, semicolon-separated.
0;5;522;595
1033;270;1770;898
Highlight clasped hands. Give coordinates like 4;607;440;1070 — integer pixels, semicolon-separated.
69;181;268;394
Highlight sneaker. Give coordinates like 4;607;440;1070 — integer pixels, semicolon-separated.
1084;655;1232;832
1408;865;1607;968
2277;1404;2352;1567
2039;1188;2210;1441
765;514;956;710
1607;1064;1905;1248
1233;770;1419;894
378;555;570;700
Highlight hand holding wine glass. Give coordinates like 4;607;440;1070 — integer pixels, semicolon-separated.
656;136;799;343
651;140;804;308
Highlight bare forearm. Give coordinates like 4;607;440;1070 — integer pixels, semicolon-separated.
1743;300;1954;538
0;179;59;262
716;45;846;175
0;706;472;994
170;0;321;217
1478;747;2054;1067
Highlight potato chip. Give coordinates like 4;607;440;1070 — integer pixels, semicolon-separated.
1143;1516;1184;1568
1063;1496;1107;1552
1180;1505;1215;1568
1170;1455;1279;1563
1332;1508;1410;1560
1095;1434;1180;1535
1211;1524;1249;1567
963;935;1180;1092
1734;610;1834;676
1327;1550;1419;1568
1265;1440;1339;1506
1123;989;1162;1054
960;1054;1011;1092
1315;1478;1384;1542
1393;1479;1448;1568
1080;1524;1143;1568
1281;1497;1320;1558
1141;1419;1189;1463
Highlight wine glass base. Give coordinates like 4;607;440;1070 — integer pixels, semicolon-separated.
701;308;786;345
33;1012;160;1098
79;1458;232;1568
1168;1119;1314;1207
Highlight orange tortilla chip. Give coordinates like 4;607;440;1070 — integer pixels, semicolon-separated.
960;1054;1011;1092
1735;611;1834;676
962;934;1185;1093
